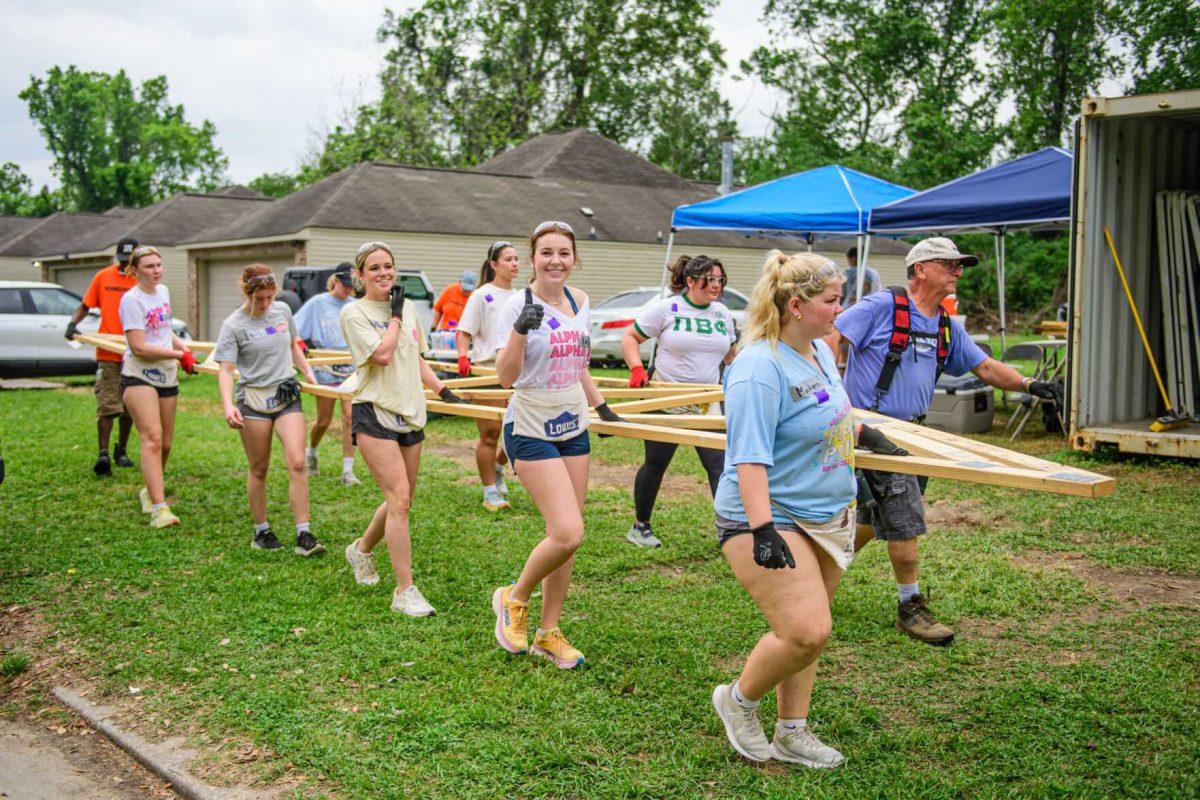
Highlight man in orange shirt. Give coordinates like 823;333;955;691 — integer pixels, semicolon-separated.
431;270;477;330
65;237;139;475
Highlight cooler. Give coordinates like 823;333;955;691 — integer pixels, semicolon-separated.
925;373;994;434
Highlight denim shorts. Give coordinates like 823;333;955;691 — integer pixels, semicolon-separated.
857;469;927;541
238;399;303;422
503;422;590;465
350;402;425;447
120;375;179;398
714;514;805;548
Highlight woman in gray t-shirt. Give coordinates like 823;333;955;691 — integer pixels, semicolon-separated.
215;264;323;557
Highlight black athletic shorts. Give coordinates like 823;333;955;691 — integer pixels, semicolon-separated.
350;402;425;447
120;375;179;398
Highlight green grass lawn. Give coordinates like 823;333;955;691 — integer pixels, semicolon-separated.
1;376;1198;799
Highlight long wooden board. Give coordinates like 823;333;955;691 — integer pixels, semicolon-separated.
610;390;725;414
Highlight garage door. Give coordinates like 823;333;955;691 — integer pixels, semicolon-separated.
52;266;106;297
204;255;295;339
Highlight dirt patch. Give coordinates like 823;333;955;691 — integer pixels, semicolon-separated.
1014;549;1200;609
925;498;1010;530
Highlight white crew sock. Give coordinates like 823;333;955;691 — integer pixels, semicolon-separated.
483;483;497;493
296;521;310;535
778;717;807;730
254;521;270;534
343;457;355;473
151;502;166;513
730;680;759;709
898;582;920;603
306;447;317;457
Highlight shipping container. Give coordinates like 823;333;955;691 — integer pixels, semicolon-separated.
1069;89;1200;458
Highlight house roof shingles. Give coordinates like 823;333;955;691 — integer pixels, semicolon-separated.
0;212;122;258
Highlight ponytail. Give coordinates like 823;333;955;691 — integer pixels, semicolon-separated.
669;254;722;294
479;258;496;286
740;250;842;350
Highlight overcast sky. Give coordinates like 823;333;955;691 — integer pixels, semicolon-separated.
1;0;783;190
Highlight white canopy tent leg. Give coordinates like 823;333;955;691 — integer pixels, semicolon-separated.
856;234;872;303
658;230;676;297
996;231;1008;359
853;233;864;302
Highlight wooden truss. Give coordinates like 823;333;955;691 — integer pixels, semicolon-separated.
72;333;1114;497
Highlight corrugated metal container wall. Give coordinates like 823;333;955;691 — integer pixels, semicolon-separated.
1075;109;1200;428
304;227;906;303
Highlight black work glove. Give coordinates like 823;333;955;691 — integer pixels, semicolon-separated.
858;424;909;456
438;386;465;403
512;287;544;334
1028;380;1062;403
389;283;406;319
751;522;795;569
65;321;79;340
594;401;625;438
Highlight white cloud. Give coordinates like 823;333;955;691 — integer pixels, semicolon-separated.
0;0;778;189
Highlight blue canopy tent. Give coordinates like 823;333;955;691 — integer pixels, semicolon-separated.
869;147;1073;353
667;165;915;302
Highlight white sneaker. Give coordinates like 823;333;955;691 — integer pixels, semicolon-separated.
341;471;361;487
711;684;772;763
626;522;662;548
344;539;380;585
305;450;319;475
770;723;845;768
494;466;508;496
482;486;510;511
392;584;436;617
138;487;152;514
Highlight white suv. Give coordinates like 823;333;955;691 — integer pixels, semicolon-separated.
0;280;191;378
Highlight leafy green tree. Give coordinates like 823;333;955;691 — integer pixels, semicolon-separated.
19;67;228;212
743;0;999;189
989;0;1118;152
305;0;733;181
1119;0;1200;94
247;171;302;199
0;162;58;216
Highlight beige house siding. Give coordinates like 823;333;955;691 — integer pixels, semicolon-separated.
0;256;36;282
303;227;907;301
45;247;189;312
186;241;304;337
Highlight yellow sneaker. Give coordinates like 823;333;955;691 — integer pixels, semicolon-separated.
531;627;585;669
492;585;528;654
482;487;510;512
138;487;152;514
149;505;180;528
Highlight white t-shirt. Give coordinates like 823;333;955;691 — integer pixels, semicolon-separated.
497;288;591;426
457;282;517;363
634;295;736;385
119;284;177;386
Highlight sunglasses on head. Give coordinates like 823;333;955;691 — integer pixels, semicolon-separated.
488;240;513;260
246;273;276;289
356;240;390;258
533;220;575;236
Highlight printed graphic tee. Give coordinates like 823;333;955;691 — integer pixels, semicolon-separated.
119;284;177;386
457;282;517;363
81;263;137;363
633;295;735;384
214;301;297;402
433;282;472;330
714;339;856;523
340;297;429;429
294;291;353;349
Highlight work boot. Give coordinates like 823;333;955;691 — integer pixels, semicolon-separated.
896;593;954;646
93;452;112;476
113;446;134;468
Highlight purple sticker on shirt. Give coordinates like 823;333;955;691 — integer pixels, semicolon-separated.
547;317;561;330
484;294;494;303
671;303;678;312
265;326;277;335
815;389;830;404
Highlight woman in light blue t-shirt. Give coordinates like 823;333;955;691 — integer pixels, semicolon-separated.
709;250;907;770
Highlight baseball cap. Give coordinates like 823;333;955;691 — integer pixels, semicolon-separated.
460;269;478;291
905;237;979;268
115;237;138;264
334;262;353;286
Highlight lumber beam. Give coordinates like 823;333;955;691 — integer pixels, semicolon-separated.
609;390;724;414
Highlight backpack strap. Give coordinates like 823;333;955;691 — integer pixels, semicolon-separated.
870;287;911;412
935;303;951;382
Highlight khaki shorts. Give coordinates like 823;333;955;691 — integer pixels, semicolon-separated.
95;361;129;419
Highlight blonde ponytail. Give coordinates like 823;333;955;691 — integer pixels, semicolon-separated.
740;250;843;350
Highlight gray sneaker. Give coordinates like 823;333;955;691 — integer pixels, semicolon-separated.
770;723;845;768
494;465;508;496
392;584;436;617
305;450;319;475
341;471;362;487
711;684;772;763
344;539;380;585
626;522;662;548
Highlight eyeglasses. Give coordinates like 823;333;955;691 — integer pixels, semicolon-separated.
488;240;513;260
533;220;575;236
930;259;965;274
700;274;727;288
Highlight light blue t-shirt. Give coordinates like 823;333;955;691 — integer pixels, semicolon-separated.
713;339;857;524
294;291;353;349
835;290;986;420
